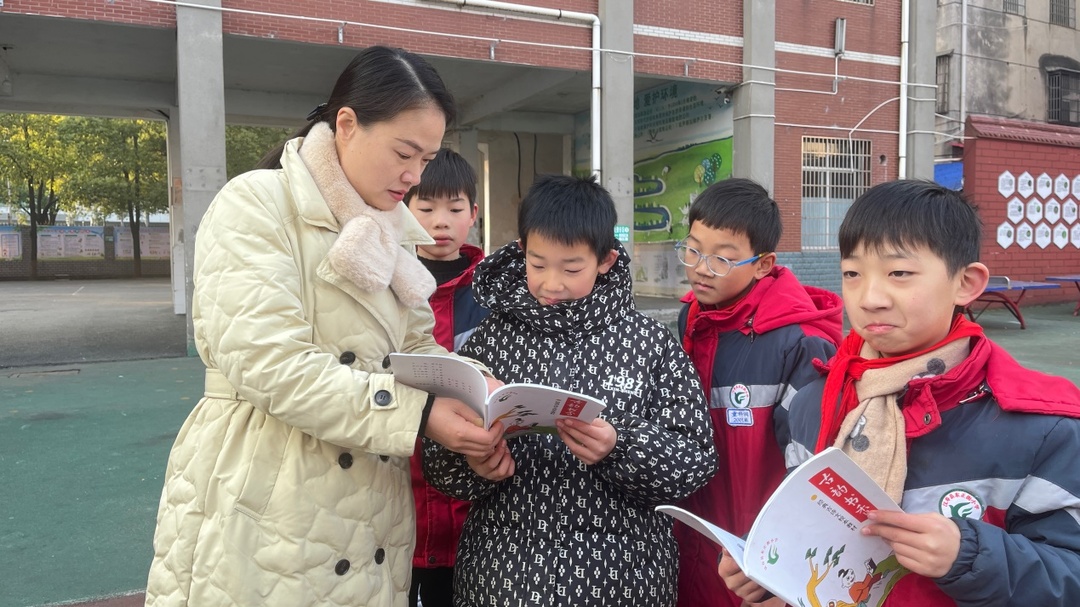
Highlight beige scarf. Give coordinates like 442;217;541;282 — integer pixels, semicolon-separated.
297;122;435;308
833;339;969;503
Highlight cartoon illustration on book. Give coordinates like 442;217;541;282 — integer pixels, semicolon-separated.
658;448;909;607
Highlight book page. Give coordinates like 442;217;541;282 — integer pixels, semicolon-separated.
654;505;746;565
743;448;906;607
486;383;606;437
388;353;488;419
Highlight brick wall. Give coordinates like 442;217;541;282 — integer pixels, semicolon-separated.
964;118;1080;307
0;227;170;280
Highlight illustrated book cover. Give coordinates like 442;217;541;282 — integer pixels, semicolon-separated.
658;448;908;607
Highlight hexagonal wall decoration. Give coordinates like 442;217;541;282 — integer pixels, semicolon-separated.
1026;198;1044;223
1035;223;1052;249
1018;172;1035;198
1056;175;1071;198
1073;175;1080;199
1007;198;1025;223
1064;200;1078;224
1045;199;1062;223
1037;173;1053;198
998;171;1016;198
1053;224;1069;249
1016;222;1034;249
996;222;1015;249
1072;223;1080;248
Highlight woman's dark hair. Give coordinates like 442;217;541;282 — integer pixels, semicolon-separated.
257;46;455;169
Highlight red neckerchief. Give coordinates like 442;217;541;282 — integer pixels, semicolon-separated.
815;315;985;453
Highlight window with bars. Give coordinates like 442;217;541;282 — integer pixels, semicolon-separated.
1048;69;1080;126
801;137;872;250
1003;0;1024;15
936;55;950;113
1050;0;1075;26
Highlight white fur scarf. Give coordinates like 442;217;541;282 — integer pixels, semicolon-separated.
298;122;435;308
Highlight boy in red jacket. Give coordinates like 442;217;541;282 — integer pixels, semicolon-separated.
719;180;1080;607
675;178;843;607
404;148;488;607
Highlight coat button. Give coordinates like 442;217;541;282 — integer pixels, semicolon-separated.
374;390;393;406
374;548;385;564
923;413;933;425
335;559;350;575
427;555;437;565
339;351;356;365
379;455;389;462
338;453;353;469
382;355;392;369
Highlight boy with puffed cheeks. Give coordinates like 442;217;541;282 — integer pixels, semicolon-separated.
423;174;718;607
403;148;488;607
718;180;1080;607
674;178;842;607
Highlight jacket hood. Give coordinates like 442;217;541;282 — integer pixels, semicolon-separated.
681;266;843;344
472;240;635;336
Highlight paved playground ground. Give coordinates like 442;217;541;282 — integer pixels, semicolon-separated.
1;279;1077;606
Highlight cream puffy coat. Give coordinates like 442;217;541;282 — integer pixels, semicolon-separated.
145;133;451;607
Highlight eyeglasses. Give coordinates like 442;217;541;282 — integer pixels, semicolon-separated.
674;241;769;277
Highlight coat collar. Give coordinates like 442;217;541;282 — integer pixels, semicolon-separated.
472;240;635;336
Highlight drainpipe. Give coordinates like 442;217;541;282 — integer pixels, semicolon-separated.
960;0;967;129
898;0;910;178
425;0;602;177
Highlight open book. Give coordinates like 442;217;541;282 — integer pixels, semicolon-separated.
389;353;606;437
658;448;908;607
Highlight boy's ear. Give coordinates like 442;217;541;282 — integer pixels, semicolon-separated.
753;252;777;280
597;249;619;274
954;262;990;307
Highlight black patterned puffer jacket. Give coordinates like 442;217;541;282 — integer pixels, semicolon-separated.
423;240;718;607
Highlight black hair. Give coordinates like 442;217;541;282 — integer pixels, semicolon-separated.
838;179;981;275
257;46;455;169
518;174;616;261
403;148;477;207
687;178;781;254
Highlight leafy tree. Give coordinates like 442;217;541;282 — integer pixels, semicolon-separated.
0;114;78;277
64;117;167;277
226;125;292;179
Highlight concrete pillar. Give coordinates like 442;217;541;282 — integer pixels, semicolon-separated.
906;0;936;179
599;0;635;254
733;0;776;194
456;128;484;248
176;0;227;355
165;113;185;316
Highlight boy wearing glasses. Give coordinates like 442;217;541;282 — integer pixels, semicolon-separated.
673;178;843;607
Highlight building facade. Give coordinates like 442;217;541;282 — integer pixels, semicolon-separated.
0;0;930;315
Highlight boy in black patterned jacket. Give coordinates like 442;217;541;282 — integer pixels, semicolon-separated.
423;174;718;607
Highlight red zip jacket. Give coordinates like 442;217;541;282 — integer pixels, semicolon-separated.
676;266;843;607
411;244;486;569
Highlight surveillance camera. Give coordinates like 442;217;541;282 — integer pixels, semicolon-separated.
721;94;732;105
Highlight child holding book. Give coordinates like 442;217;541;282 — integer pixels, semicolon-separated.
675;178;842;607
423;174;719;607
403;148;488;607
719;179;1080;606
